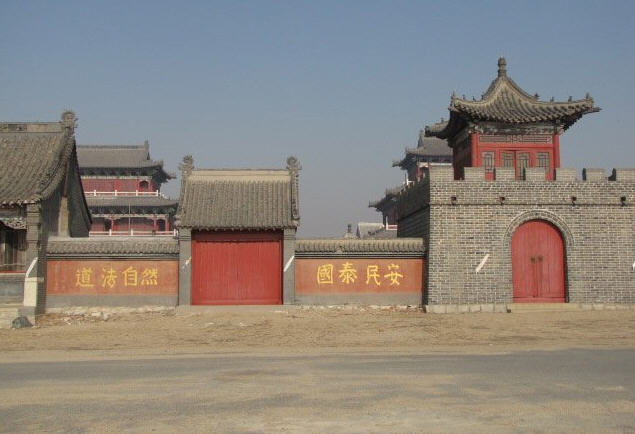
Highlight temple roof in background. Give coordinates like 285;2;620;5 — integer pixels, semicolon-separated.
77;141;175;182
393;133;452;168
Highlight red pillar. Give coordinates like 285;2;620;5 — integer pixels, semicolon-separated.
553;134;561;168
470;133;480;167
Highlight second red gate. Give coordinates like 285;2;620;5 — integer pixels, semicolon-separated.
511;220;566;303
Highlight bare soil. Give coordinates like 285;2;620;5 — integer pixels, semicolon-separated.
2;307;634;355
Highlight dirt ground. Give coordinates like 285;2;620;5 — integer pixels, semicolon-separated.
2;306;634;355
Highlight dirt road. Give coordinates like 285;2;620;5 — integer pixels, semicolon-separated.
2;307;634;355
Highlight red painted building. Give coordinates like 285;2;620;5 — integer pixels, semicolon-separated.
425;58;599;180
77;141;178;235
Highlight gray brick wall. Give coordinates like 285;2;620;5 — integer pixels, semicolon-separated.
399;166;635;304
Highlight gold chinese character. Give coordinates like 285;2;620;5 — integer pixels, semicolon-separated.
75;267;94;288
101;267;117;289
338;262;357;284
366;265;381;286
317;264;333;285
384;263;404;286
140;268;158;286
122;266;138;287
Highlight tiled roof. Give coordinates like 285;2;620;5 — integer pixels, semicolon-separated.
47;236;179;256
85;196;178;208
0;114;78;206
296;238;424;257
77;142;175;180
393;134;451;167
178;163;300;230
425;58;600;139
369;184;405;209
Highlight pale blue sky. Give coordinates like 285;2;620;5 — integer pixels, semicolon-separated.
2;1;634;236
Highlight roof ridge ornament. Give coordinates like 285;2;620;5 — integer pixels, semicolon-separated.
286;156;301;222
61;110;77;129
497;57;507;77
286;156;301;172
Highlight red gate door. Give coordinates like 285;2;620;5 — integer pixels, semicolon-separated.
511;220;565;302
192;231;282;305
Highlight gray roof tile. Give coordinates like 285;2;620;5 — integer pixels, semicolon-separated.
0;116;77;205
47;236;179;256
178;168;299;229
296;238;424;256
77;143;174;180
393;135;451;167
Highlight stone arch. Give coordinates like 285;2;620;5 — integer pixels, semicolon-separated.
504;209;574;249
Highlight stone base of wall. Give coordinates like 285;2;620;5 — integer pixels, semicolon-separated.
0;273;25;299
425;303;635;314
425;303;509;314
295;293;421;306
46;295;178;308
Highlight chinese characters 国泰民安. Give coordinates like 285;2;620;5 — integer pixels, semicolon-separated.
317;263;404;286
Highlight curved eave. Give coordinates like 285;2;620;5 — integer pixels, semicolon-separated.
452;100;599;125
424;115;465;140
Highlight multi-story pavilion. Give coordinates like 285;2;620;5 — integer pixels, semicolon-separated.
392;132;452;182
370;131;452;229
425;58;599;179
77;142;178;235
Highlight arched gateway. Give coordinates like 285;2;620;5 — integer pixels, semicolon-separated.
511;220;566;302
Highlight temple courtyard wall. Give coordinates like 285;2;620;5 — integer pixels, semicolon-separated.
13;165;634;314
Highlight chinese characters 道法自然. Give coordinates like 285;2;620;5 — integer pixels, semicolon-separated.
74;265;160;289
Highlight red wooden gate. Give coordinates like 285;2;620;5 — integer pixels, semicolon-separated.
511;220;565;302
192;231;282;305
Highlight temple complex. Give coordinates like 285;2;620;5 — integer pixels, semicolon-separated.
425;57;599;180
77;142;178;235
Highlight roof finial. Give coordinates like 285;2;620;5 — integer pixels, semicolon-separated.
586;92;591;100
534;93;539;100
568;96;573;102
286;156;301;172
179;155;194;174
61;110;77;129
497;57;507;77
